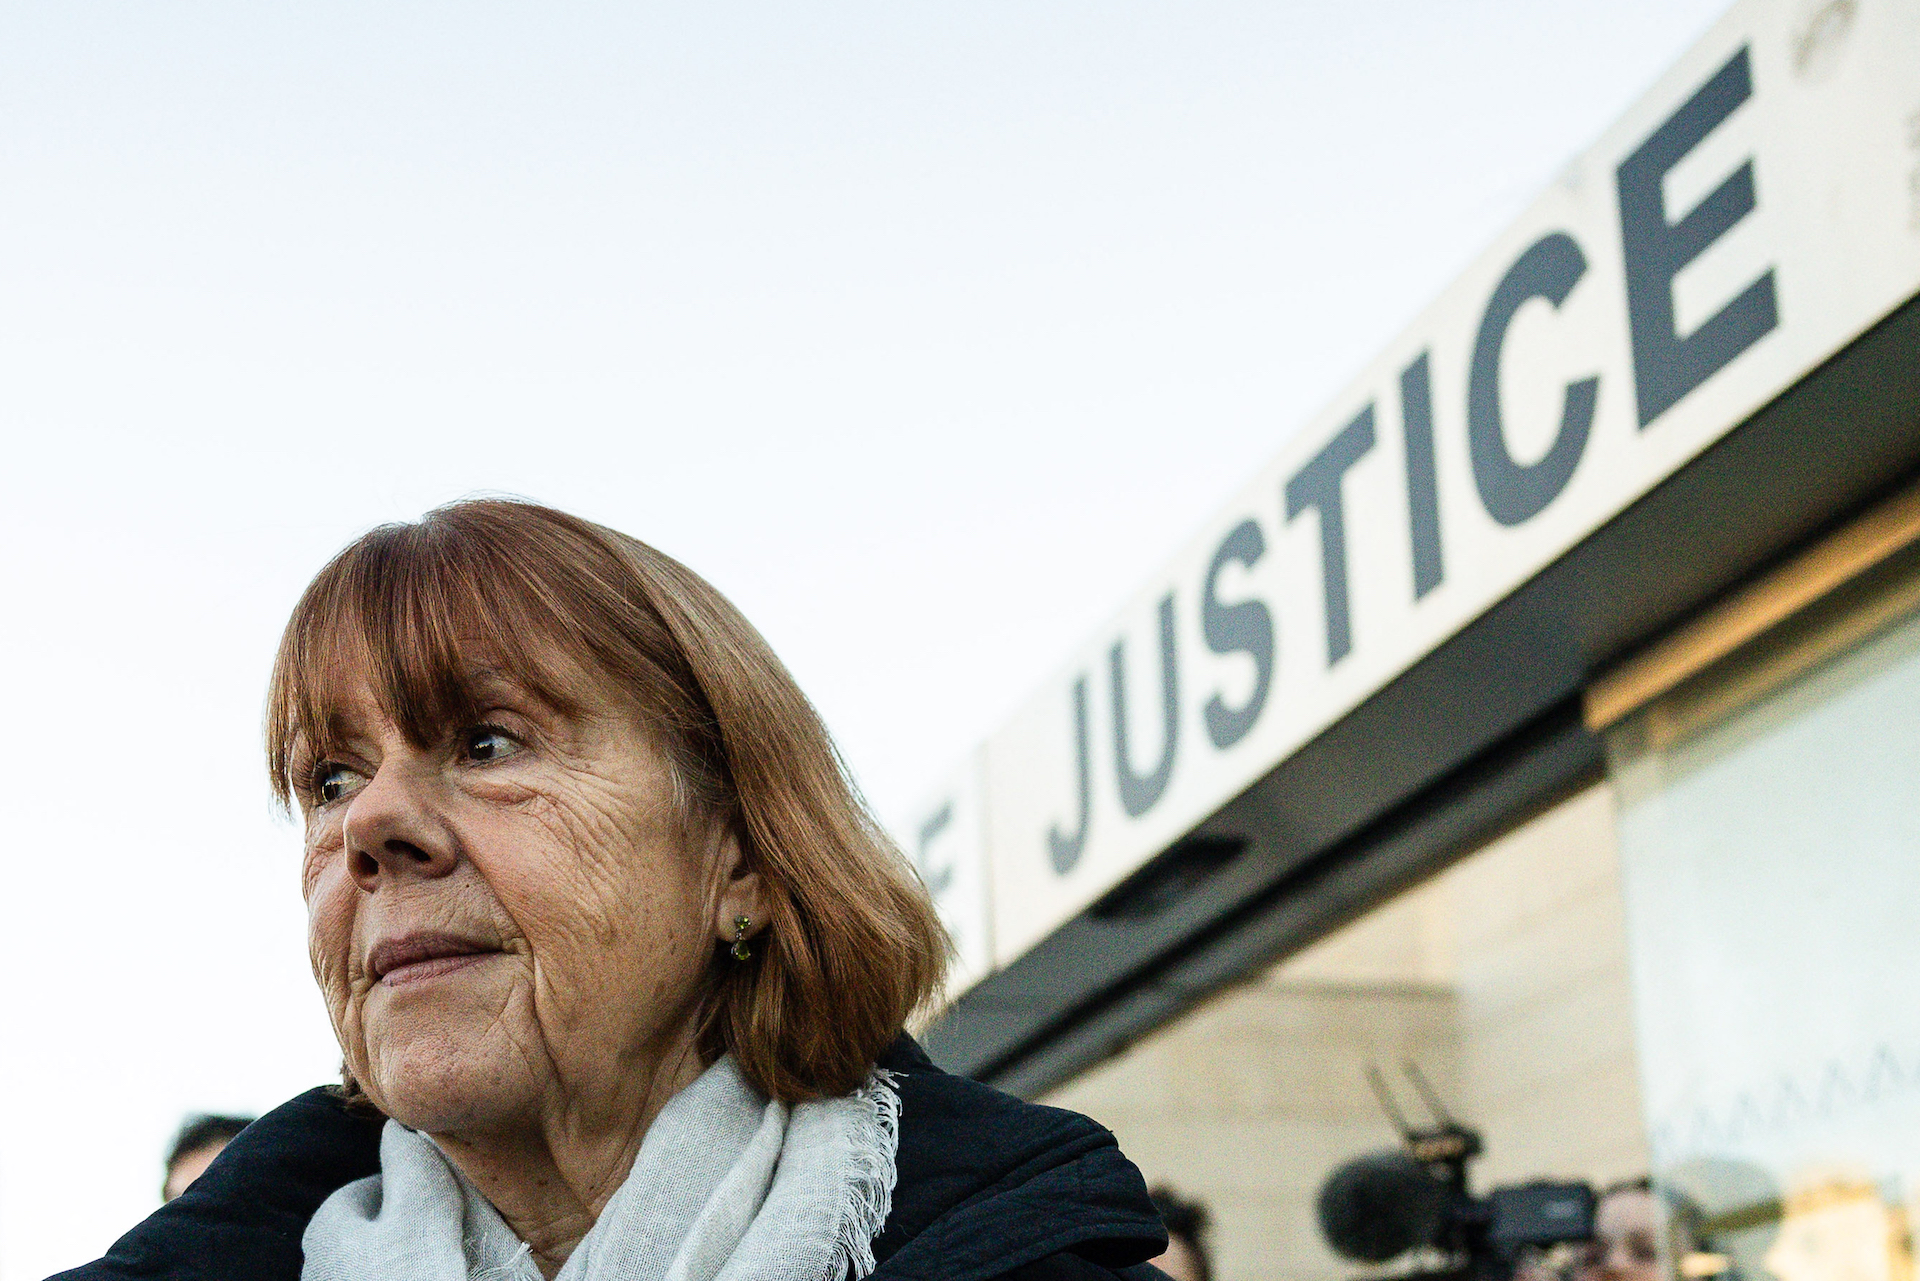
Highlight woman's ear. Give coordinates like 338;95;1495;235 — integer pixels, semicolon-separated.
711;828;770;942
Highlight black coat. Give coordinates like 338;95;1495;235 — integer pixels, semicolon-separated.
54;1037;1169;1281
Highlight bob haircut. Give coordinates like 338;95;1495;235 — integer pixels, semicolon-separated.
266;498;949;1103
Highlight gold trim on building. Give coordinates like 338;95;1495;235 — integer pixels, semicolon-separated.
1585;477;1920;733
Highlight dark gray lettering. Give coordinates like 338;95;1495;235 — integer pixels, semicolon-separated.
1467;231;1598;526
916;802;954;895
1111;594;1179;818
1286;408;1375;665
1047;676;1092;874
1400;351;1443;598
1618;45;1777;428
1202;519;1274;750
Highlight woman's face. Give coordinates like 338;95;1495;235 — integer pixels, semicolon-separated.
1580;1190;1665;1281
295;656;748;1139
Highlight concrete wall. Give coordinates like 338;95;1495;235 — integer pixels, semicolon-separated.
1041;782;1650;1281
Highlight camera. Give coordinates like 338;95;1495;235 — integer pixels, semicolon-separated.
1316;1067;1597;1281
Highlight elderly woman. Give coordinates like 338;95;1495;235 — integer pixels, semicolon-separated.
60;500;1166;1281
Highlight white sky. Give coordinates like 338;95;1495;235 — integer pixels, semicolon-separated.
0;2;1729;1275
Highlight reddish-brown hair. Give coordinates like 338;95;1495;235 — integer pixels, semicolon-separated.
266;498;949;1102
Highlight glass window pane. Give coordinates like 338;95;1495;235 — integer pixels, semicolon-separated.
1610;603;1920;1281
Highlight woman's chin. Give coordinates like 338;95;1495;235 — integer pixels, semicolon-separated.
361;1030;538;1136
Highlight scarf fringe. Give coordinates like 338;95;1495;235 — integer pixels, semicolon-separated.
470;1242;535;1281
822;1068;902;1281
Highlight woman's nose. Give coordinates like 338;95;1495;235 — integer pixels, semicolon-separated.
342;764;459;890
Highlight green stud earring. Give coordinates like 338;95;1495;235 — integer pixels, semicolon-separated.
731;915;753;961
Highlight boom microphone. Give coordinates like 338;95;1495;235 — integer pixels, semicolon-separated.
1317;1149;1449;1263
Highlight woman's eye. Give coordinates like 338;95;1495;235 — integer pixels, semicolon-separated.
312;763;363;805
462;725;522;763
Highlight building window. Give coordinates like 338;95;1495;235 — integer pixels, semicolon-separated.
1608;554;1920;1281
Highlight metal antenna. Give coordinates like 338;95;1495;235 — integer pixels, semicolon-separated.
1365;1063;1416;1139
1400;1059;1457;1127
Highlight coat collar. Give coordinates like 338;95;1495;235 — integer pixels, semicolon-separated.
873;1036;1166;1281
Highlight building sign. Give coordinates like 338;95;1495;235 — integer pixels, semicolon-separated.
905;0;1920;984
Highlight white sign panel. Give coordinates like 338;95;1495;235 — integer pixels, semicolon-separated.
902;0;1920;979
905;751;995;990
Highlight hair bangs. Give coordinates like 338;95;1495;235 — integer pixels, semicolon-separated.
266;518;585;807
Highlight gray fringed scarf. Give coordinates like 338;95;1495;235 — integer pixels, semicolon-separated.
301;1057;901;1281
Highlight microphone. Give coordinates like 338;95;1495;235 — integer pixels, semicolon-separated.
1317;1150;1449;1263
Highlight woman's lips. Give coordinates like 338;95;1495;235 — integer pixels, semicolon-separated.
368;932;502;987
380;951;494;986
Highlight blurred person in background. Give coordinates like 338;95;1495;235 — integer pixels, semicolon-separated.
161;1115;253;1201
1577;1179;1718;1281
59;499;1167;1281
1582;1181;1664;1281
1148;1187;1212;1281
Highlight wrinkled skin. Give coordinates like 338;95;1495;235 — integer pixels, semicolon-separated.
294;656;765;1278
